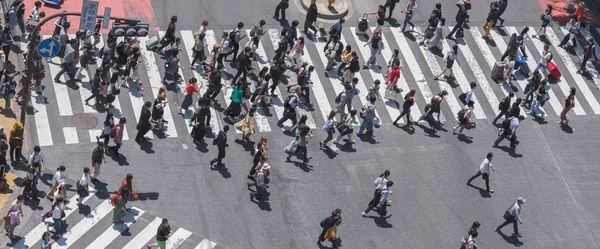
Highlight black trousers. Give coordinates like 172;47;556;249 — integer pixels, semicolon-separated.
447;22;464;37
190;49;205;66
304;19;317;34
206;86;221;101
394;107;411;123
301;86;311;104
135;125;151;140
232;69;247;85
229;43;240;62
559;32;577;47
367;189;382;207
217;53;226;67
497;217;519;234
9;145;21;161
112;143;122;154
467;170;490;191
494;132;517;147
384;2;396;18
364;194;386;216
580;56;591;72
274;3;286;20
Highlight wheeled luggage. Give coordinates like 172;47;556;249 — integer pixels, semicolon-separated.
491;61;504;82
548;61;561;80
356;13;369;35
146;36;159;50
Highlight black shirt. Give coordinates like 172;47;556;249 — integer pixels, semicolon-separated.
92;147;103;163
156;225;171;241
377;9;385;25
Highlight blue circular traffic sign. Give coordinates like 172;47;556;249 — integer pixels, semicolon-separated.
37;38;61;58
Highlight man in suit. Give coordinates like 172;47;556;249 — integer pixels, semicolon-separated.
210;125;229;168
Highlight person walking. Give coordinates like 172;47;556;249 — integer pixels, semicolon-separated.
493;115;524;148
4;195;23;240
463;230;479;249
248;156;270;200
357;97;379;136
135;101;153;142
210;125;229;168
502;52;516;85
274;0;290;20
434;45;458;80
90;141;106;182
234;106;256;142
277;88;302;128
286;124;312;163
558;15;580;48
325;18;344;48
559;87;576;125
529;79;548;118
393;89;416;126
110;118;126;156
156;16;177;52
461;221;480;248
318;209;342;248
190;32;206;68
452;102;473;136
50;198;65;236
75;43;93;81
481;2;499;39
180;78;200;114
427;17;445;50
319;110;337;150
466;152;496;193
533;45;553;80
304;0;318;36
112;191;127;224
232;48;253;85
493;92;514;125
249;136;268;178
577;38;596;74
27;145;43;176
285;115;308;153
288;37;305;71
223;81;244;120
147;218;173;249
362;181;393;218
496;197;526;237
162;50;184;83
22;163;39;200
206;64;223;104
509;97;522;117
9;121;23;162
334;109;357;145
341;52;360;84
447;1;467;39
363;31;384;69
41;231;56;248
533;5;552;38
495;0;508;26
117;173;137;209
399;0;417;32
368;170;390;207
384;0;399;20
54;39;78;83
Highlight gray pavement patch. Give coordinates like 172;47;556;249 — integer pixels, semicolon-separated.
71;113;99;130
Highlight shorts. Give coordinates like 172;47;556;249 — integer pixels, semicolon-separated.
130;67;140;79
446;60;454;69
541;20;550;28
157;240;166;249
375;24;383;32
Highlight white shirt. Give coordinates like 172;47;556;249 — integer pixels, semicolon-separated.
466;235;476;249
79;174;89;187
479;158;492;174
54;171;65;184
52;205;63;219
464;90;473;104
198;25;207;35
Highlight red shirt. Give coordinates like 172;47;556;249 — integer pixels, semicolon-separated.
387;68;400;85
185;84;199;95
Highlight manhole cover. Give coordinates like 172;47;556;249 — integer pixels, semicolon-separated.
71;113;98;130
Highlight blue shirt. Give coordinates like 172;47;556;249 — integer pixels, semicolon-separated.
379;185;390;205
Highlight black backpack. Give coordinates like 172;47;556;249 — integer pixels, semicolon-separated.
498;97;510;111
334;92;344;104
229;30;239;44
457;109;466;121
501;118;512;130
458;93;467;105
284;95;294;109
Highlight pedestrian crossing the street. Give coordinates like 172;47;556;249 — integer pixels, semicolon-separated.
10;185;221;249
29;25;600;147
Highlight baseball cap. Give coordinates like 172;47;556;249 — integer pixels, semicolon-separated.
517;197;527;203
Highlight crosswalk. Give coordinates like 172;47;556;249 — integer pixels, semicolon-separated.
11;183;221;249
29;25;600;146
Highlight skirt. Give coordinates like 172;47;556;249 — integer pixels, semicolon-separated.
225;102;242;117
181;94;193;110
77;184;89;198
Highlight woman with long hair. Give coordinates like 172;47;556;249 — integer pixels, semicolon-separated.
393;89;416;126
249;136;268;178
320;110;337;149
534;5;553;38
559;87;576;125
117;173;138;208
234;106;256;142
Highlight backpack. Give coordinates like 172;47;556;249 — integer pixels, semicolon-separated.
284;95;294;109
503;202;516;220
320;217;328;228
458;93;467;105
457;109;466;121
334;92;344;104
229;30;240;44
460;239;475;249
498;97;510;111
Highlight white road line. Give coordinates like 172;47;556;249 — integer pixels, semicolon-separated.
353;28;401;123
389;27;445;121
121;217;162;249
62;127;78;144
311;33;357;125
378;29;423;123
11;188;96;249
69;34;94;114
85;207;145;249
195;239;218;249
545;28;600;114
166;228;193;249
45;35;73;116
53;200;113;248
414;27;461;121
440;33;487;119
206;30;242;134
139;36;179;137
341;32;384;125
490;28;560;115
181;30;220;136
504;27;564;115
529;29;600;115
88;129;102;143
31;90;53;146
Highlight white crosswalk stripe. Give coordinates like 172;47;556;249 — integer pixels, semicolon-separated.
29;26;600;146
13;188;218;249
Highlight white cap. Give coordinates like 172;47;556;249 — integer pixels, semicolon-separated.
517;197;526;203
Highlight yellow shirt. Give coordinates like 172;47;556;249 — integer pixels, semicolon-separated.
341;50;352;64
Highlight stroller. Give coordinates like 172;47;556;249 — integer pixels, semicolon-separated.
356;13;369;35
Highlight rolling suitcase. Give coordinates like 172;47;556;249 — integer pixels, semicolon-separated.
146;36;159;50
356;13;369;35
491;61;504;82
548;61;561;80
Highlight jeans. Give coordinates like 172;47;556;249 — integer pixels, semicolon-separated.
274;3;286;20
53;218;62;234
322;129;334;146
6;225;15;237
286;137;298;151
301;86;311;104
534;62;547;74
357;118;374;134
366;48;378;66
401;12;414;31
55;62;76;81
4;96;10;109
530;99;544;116
421;113;436;129
497;217;519;235
493;110;508;123
17;18;25;35
467;170;490;191
288;145;308;162
345;97;354;114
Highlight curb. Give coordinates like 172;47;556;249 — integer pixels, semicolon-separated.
300;0;348;20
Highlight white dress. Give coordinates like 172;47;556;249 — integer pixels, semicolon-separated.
428;24;444;50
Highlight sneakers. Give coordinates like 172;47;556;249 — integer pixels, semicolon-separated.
457;132;465;136
383;212;392;218
488;189;495;193
361;212;367;217
516;231;523;237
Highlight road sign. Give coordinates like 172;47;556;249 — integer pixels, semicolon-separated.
80;0;99;30
37;38;60;58
102;7;111;29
